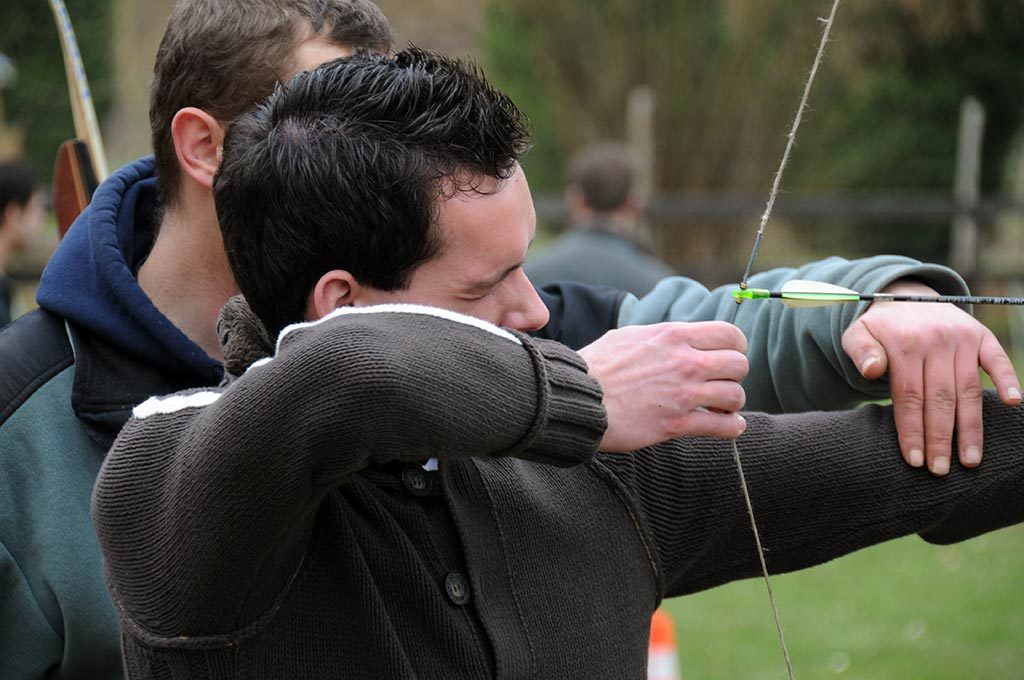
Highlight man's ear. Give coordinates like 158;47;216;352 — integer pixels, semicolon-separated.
171;107;226;190
565;185;588;221
622;189;643;214
0;202;20;232
307;270;362;320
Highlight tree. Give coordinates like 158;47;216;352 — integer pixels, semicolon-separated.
482;0;1024;268
0;0;114;180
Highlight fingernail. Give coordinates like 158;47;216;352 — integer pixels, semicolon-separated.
930;457;950;476
738;415;747;434
962;446;981;466
908;449;924;468
859;356;877;374
1009;387;1021;402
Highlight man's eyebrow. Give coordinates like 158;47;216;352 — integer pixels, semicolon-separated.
469;262;523;291
468;235;535;291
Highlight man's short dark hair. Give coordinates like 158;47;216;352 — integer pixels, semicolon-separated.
0;161;38;217
151;0;393;208
568;141;638;213
214;49;531;335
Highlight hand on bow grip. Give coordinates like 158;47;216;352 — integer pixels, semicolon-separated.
579;322;749;452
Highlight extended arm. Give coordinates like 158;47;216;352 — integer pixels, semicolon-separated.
599;391;1023;598
92;306;604;638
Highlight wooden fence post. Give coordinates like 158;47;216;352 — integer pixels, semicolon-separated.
950;96;986;287
627;84;656;207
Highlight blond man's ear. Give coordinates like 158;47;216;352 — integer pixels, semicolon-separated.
171;107;226;190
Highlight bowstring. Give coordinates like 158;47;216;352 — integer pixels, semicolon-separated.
729;3;842;678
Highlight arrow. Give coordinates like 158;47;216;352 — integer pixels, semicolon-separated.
733;279;1024;308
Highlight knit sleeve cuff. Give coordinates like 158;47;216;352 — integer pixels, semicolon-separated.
514;335;607;467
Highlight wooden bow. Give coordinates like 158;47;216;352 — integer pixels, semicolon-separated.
730;3;843;679
48;0;108;237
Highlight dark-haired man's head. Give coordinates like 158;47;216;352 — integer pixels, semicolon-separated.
566;141;642;228
0;161;45;261
215;49;549;336
151;0;392;209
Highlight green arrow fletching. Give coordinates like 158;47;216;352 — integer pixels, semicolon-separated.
732;288;771;301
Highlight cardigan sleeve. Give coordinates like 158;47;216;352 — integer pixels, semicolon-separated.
92;306;605;639
598;390;1023;599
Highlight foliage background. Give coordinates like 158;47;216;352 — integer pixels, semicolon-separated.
481;0;1024;269
0;0;114;179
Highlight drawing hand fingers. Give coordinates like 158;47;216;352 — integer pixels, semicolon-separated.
681;409;747;440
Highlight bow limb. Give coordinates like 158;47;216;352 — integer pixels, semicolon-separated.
48;0;109;236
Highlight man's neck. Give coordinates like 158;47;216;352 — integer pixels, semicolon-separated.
574;212;638;237
137;203;238;362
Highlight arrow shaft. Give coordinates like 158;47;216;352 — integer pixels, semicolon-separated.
874;293;1024;305
768;291;1024;306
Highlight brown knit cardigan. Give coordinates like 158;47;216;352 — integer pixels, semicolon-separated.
93;300;1024;679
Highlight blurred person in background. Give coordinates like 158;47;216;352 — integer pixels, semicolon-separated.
526;141;674;296
0;0;1019;677
0;160;45;326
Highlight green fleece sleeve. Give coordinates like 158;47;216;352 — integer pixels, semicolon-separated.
616;255;970;412
0;540;64;679
0;366;124;680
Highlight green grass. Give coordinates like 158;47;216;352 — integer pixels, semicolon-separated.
665;526;1024;679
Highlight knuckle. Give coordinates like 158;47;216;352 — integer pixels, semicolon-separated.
677;349;705;379
665;324;692;343
663;414;688;438
894;326;924;347
929;387;957;408
959;383;984;402
895;388;925;409
672;386;697;411
894;412;924;439
928;439;954;458
931;321;959;343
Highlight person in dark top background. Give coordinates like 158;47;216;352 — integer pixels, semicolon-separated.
526;141;675;296
0;160;45;326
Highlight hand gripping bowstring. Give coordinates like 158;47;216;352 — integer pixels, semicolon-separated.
728;3;842;678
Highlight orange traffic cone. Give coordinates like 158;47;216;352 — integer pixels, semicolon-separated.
648;608;682;680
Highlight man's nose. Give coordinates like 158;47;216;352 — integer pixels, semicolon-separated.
503;271;550;332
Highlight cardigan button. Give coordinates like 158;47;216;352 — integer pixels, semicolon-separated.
445;571;471;606
401;467;432;497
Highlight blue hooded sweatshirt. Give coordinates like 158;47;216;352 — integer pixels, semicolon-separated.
37;156;222;385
